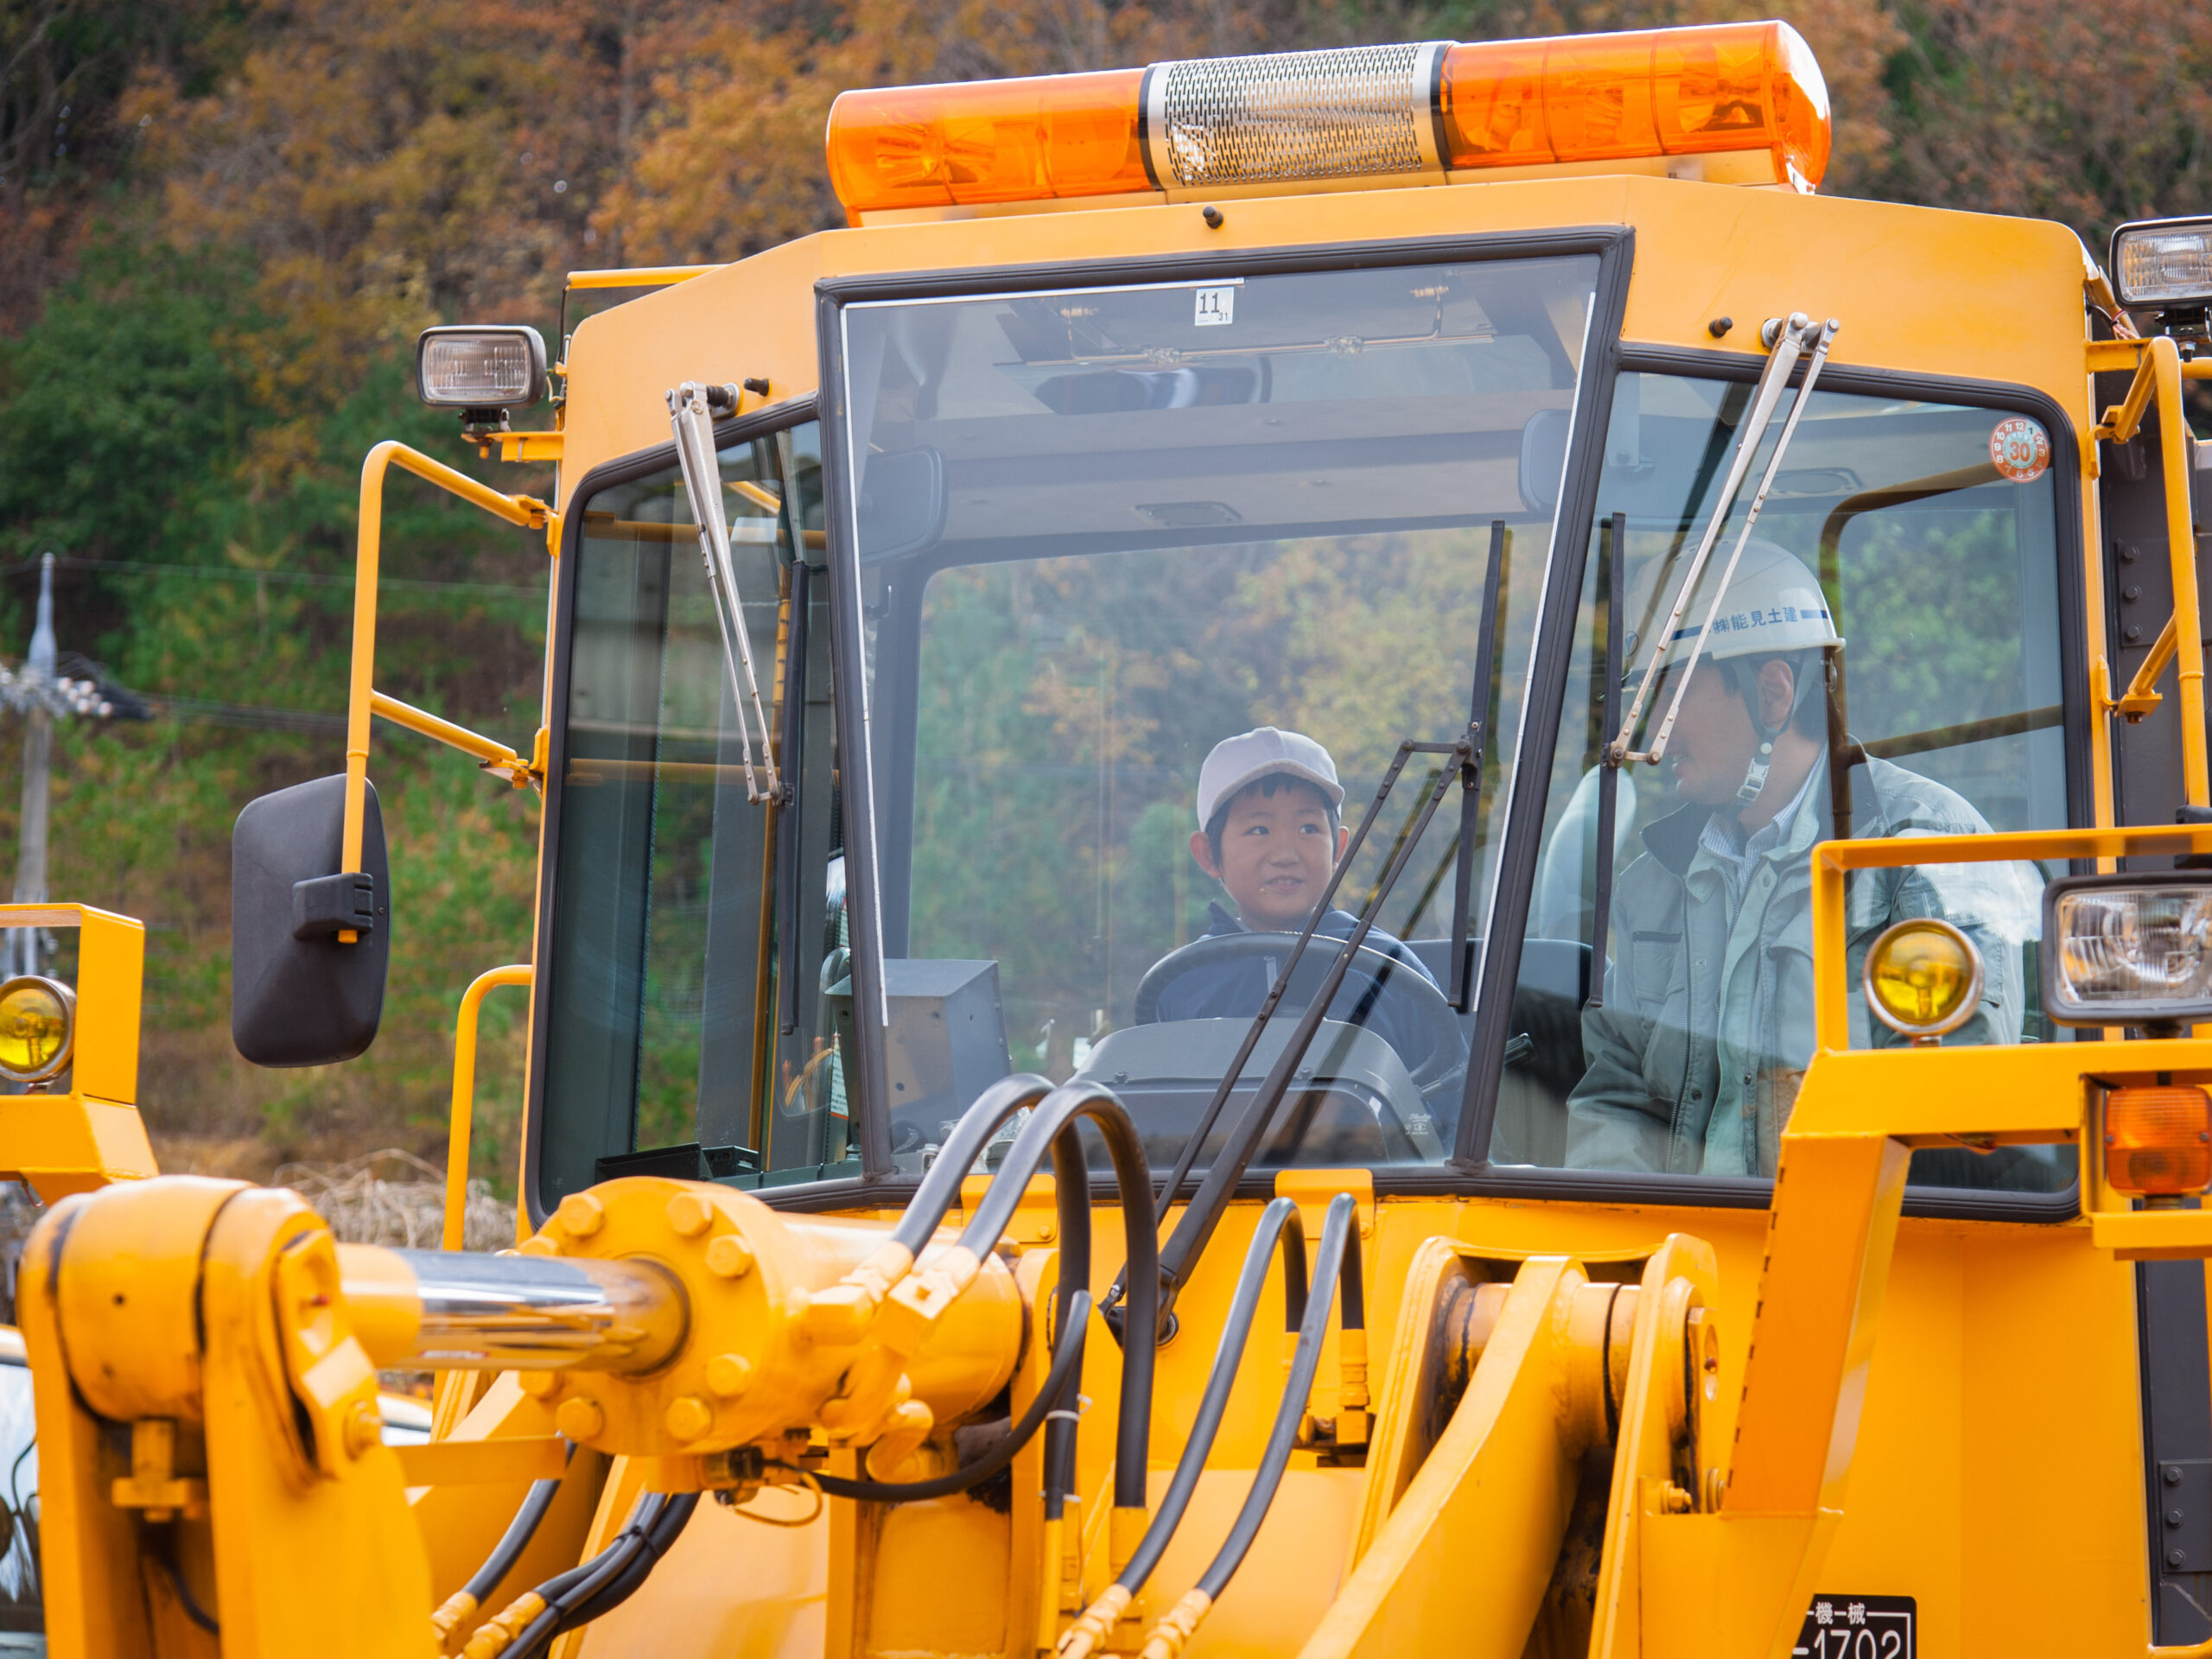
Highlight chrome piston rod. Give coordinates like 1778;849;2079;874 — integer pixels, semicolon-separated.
338;1245;688;1373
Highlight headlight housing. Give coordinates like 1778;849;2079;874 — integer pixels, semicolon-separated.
0;974;75;1085
415;325;548;411
2041;873;2212;1027
2110;217;2212;318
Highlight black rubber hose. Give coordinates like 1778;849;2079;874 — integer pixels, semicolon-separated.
957;1081;1159;1511
1113;1197;1304;1598
799;1289;1092;1503
1038;1121;1094;1523
887;1073;1055;1256
505;1492;677;1659
552;1491;701;1634
1192;1192;1359;1601
461;1448;574;1606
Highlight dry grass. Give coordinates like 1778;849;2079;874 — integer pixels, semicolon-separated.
276;1148;515;1252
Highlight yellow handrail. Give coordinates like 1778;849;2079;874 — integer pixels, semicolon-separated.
369;690;532;787
443;963;533;1252
2085;336;2210;802
341;442;548;939
1807;819;2212;1052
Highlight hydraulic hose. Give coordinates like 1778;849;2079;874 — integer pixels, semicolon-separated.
886;1072;1056;1255
1147;1193;1363;1657
958;1080;1159;1513
471;1474;564;1600
429;1449;572;1647
550;1491;701;1635
1111;1198;1306;1599
466;1491;698;1659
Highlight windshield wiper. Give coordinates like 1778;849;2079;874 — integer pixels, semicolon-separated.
1587;315;1837;1011
1604;314;1840;770
669;380;782;805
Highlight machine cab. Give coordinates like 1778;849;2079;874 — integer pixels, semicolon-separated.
521;27;2099;1237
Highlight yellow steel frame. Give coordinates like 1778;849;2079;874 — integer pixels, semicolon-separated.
1720;823;2212;1543
0;904;155;1200
339;442;553;941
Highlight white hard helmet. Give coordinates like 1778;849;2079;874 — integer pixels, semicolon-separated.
1626;538;1843;673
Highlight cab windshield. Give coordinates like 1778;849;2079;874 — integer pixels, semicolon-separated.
838;254;1602;1174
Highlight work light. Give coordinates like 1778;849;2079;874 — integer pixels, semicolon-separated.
415;325;548;411
0;974;75;1085
1863;918;1982;1041
2109;218;2212;322
2041;874;2212;1027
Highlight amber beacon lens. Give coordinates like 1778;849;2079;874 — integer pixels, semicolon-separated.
0;976;74;1084
1863;918;1982;1039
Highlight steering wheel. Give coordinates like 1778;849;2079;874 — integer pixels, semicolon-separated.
1130;931;1465;1091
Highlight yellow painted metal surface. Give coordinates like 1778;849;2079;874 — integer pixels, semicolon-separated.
556;174;2092;500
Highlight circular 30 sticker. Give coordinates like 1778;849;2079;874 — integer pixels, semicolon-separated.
1989;416;2050;482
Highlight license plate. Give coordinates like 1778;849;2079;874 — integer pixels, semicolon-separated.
1796;1594;1916;1659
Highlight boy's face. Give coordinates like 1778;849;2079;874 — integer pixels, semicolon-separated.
1190;778;1349;932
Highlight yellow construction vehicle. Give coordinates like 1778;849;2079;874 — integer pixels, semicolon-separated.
13;16;2212;1656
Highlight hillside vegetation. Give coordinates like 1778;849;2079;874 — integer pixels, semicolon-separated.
0;0;2205;1192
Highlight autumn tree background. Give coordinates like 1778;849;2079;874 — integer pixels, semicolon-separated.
0;0;2205;1190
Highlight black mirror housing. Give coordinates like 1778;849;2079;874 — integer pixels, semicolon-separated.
232;773;391;1066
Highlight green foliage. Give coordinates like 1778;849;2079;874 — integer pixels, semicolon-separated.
0;235;270;564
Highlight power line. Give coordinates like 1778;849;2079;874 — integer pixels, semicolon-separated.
0;556;543;598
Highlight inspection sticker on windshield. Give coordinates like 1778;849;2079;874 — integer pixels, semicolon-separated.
1795;1594;1915;1658
1989;416;2050;482
1194;286;1236;327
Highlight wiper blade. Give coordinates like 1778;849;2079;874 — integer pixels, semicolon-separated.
669;379;782;805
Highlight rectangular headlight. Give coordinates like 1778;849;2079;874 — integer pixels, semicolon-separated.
2111;218;2212;308
2043;873;2212;1026
416;325;547;410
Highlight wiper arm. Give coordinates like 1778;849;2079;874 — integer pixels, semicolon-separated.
669;379;782;805
1586;314;1837;1013
1605;315;1840;769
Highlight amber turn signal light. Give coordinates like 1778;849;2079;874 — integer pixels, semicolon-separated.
2103;1084;2212;1198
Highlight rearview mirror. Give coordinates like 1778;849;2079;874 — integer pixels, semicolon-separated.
1518;407;1573;514
232;773;391;1066
857;446;948;561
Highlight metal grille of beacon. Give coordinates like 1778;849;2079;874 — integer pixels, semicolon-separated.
1149;43;1446;188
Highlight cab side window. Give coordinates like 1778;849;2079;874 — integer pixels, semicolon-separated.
1491;372;2073;1192
537;421;849;1211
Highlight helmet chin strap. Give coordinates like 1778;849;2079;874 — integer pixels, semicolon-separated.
1736;735;1776;807
1730;652;1827;811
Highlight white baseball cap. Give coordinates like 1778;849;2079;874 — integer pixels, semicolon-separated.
1195;727;1344;831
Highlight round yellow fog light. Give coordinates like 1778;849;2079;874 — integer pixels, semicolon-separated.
0;975;76;1085
1863;918;1982;1041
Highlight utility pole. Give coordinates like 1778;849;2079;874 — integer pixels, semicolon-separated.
3;553;113;979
